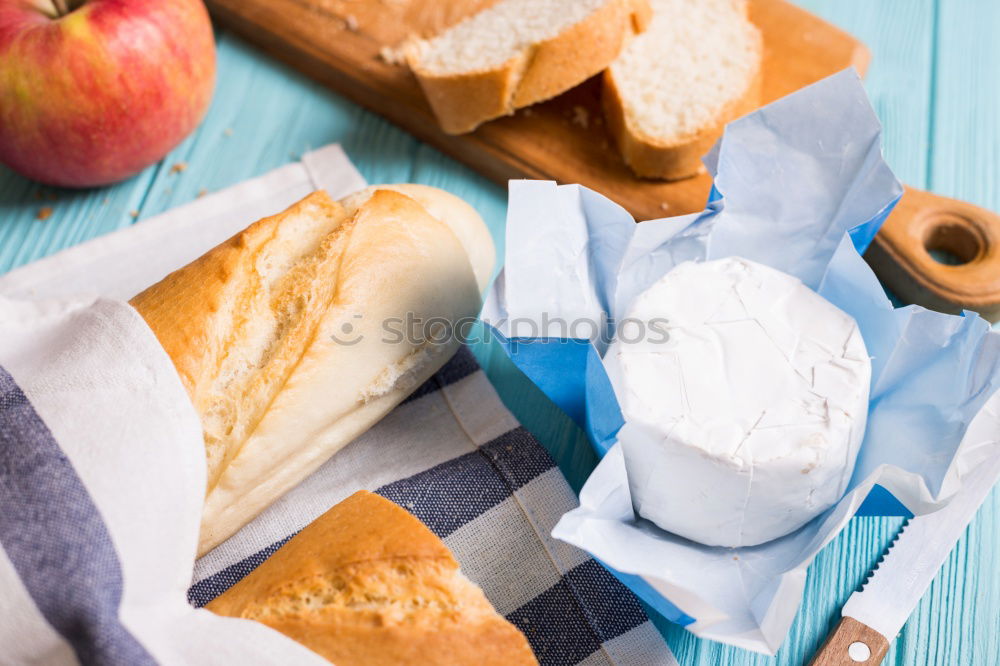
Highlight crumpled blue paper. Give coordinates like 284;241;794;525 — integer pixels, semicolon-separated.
480;70;1000;654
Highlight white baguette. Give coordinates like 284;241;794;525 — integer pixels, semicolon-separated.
130;186;493;554
407;0;651;134
602;0;763;180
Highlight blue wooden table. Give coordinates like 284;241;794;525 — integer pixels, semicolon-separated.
1;1;998;663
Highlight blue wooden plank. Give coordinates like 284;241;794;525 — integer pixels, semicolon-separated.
131;33;426;220
0;164;157;273
913;2;1000;664
930;0;1000;208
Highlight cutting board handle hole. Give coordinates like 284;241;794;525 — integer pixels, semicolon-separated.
921;213;983;266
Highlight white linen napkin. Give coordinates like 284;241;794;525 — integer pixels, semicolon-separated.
0;145;676;666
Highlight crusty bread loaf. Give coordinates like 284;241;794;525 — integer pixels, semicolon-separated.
407;0;651;134
130;187;493;555
206;490;538;666
341;183;495;292
602;0;763;180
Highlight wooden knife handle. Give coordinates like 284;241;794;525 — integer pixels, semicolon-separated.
865;186;1000;321
809;617;890;666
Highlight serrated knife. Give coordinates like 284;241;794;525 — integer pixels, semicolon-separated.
809;453;1000;665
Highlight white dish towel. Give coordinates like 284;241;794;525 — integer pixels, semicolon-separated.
0;145;677;666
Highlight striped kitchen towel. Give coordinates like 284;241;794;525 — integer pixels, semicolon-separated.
187;347;676;666
0;144;677;666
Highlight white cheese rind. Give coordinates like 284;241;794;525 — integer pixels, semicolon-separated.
604;257;871;547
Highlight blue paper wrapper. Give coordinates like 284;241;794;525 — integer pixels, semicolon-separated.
481;70;1000;654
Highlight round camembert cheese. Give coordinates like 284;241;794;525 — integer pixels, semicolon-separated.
603;257;871;547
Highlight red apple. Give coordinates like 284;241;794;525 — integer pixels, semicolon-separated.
0;0;216;187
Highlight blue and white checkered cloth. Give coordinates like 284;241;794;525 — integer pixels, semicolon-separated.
0;145;678;666
187;347;676;665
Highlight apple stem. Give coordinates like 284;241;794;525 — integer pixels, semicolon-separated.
49;0;86;17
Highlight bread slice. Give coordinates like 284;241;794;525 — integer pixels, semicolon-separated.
407;0;652;134
602;0;763;180
131;187;493;554
207;491;539;666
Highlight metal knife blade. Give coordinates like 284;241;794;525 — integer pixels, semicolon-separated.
842;453;1000;642
810;456;1000;666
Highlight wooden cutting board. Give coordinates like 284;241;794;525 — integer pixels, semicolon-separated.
205;0;1000;320
204;0;868;219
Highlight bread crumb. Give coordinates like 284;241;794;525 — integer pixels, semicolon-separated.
224;128;234;137
571;105;589;128
36;206;53;221
102;197;110;205
130;210;140;219
378;44;406;65
170;162;188;174
198;188;208;198
343;14;358;31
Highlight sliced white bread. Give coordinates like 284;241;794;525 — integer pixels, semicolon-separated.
408;0;652;135
602;0;763;180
